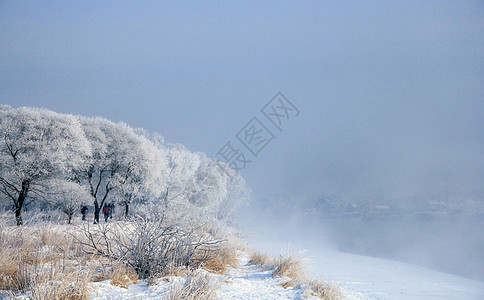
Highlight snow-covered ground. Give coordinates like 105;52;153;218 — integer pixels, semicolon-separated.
309;249;484;300
246;236;484;300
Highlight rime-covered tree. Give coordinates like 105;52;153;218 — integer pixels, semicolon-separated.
46;179;93;224
160;143;201;209
184;156;249;220
0;106;90;225
151;142;250;221
217;166;249;220
113;129;167;218
76;117;165;223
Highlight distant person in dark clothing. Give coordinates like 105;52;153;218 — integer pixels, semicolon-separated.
81;205;88;221
103;204;109;222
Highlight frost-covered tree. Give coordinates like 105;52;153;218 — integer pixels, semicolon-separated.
215;163;250;220
160;143;201;209
46;179;93;224
184;156;249;220
113;129;167;218
76;117;166;223
0;106;90;225
157;143;249;221
184;155;228;211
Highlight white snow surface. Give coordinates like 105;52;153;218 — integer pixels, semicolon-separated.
245;236;484;300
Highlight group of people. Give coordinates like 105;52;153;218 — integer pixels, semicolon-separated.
102;202;115;222
80;203;116;222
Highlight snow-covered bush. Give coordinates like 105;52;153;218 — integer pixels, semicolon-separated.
76;213;223;279
109;263;139;289
202;240;239;275
29;269;90;300
0;223;91;298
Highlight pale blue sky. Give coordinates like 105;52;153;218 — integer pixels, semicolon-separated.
1;1;483;202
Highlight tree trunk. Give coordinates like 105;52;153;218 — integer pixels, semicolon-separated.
15;180;30;226
93;183;111;224
68;213;72;224
124;202;129;218
94;200;100;224
15;206;22;226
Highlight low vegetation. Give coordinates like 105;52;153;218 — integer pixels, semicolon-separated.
304;279;344;300
0;221;92;299
0;211;242;299
272;253;307;288
249;251;273;266
249;251;344;299
163;270;220;300
0;217;344;299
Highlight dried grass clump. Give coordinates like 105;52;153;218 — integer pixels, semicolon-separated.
249;251;273;266
0;229;36;293
303;279;344;300
0;224;93;297
203;242;238;274
0;253;31;292
110;264;138;289
273;253;307;288
163;270;219;300
29;270;90;300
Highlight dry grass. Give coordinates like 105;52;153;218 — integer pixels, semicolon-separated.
249;251;273;266
110;264;139;289
29;270;90;300
163;270;219;300
303;279;344;300
203;242;238;274
269;252;343;298
272;253;307;287
0;224;93;298
0;250;31;292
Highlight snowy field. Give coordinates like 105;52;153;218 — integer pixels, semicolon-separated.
245;234;484;300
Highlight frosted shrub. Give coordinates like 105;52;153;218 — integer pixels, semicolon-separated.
76;213;222;279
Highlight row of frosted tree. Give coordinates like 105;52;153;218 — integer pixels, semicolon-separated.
0;105;249;225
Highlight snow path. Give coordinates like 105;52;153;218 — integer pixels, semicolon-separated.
89;252;307;300
90;279;171;299
216;252;304;299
